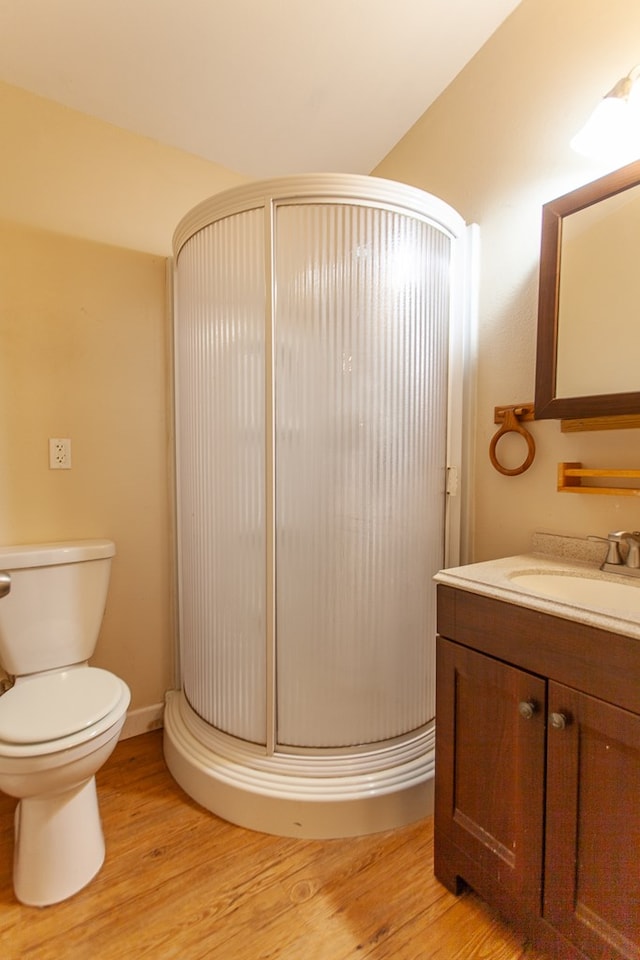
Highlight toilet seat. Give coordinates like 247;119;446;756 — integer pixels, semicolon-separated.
0;668;129;757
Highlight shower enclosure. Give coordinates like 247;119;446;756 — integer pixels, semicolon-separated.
164;175;473;837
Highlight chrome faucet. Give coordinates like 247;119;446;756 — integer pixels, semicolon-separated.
0;571;10;599
590;531;640;578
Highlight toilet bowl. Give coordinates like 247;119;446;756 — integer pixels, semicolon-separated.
0;666;130;906
0;541;130;906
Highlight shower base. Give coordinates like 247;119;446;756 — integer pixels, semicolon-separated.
163;689;435;839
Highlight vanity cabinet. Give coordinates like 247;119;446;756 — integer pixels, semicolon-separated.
435;584;640;960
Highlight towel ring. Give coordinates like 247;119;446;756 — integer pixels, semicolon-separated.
489;406;536;476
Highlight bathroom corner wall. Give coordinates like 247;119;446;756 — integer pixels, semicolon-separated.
374;0;640;562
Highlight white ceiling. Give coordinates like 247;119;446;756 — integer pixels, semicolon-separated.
0;0;522;178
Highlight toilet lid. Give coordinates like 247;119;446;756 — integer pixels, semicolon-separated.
0;668;123;744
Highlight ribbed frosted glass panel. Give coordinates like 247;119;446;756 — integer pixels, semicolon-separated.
175;210;266;744
274;203;450;748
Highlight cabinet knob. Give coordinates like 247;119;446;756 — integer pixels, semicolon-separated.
518;700;537;720
549;712;568;730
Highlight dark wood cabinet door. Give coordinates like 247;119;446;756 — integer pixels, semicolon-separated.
544;682;640;960
435;637;546;914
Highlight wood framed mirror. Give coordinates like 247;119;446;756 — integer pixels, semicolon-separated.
534;159;640;420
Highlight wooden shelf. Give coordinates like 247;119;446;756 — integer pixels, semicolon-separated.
561;414;640;432
558;462;640;496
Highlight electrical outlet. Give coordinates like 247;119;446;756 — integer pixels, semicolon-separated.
49;438;72;470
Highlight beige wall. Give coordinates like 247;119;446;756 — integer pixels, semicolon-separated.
0;80;248;255
374;0;640;561
0;221;170;708
0;83;248;711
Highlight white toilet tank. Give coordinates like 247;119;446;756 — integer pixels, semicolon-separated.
0;540;116;677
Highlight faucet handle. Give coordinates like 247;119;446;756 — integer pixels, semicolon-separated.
606;531;640;568
588;535;623;565
621;531;640;568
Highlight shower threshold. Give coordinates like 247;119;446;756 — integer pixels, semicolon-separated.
163;689;435;839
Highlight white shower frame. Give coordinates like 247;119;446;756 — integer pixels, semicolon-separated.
165;175;478;838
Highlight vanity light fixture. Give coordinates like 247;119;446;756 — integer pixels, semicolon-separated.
571;65;640;164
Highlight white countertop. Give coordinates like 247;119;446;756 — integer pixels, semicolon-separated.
435;550;640;642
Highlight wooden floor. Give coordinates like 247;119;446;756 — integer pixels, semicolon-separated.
0;730;552;960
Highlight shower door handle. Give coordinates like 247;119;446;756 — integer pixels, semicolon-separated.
0;572;10;599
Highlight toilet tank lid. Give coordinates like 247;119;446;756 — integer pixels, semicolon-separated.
0;540;115;569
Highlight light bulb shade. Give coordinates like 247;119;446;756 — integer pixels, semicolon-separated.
571;76;640;165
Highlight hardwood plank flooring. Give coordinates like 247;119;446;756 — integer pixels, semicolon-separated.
0;731;552;960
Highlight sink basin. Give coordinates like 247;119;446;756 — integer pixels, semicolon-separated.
508;571;640;616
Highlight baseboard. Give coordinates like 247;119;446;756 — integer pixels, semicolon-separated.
121;702;164;740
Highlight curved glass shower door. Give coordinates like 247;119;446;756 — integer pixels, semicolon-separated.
273;202;450;748
173;176;466;767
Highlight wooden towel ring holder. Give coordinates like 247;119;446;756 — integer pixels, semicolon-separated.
489;404;536;477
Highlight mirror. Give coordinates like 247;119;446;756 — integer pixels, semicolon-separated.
535;159;640;419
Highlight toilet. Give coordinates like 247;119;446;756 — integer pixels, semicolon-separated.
0;540;130;906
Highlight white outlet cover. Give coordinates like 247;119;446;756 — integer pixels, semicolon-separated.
49;437;71;469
